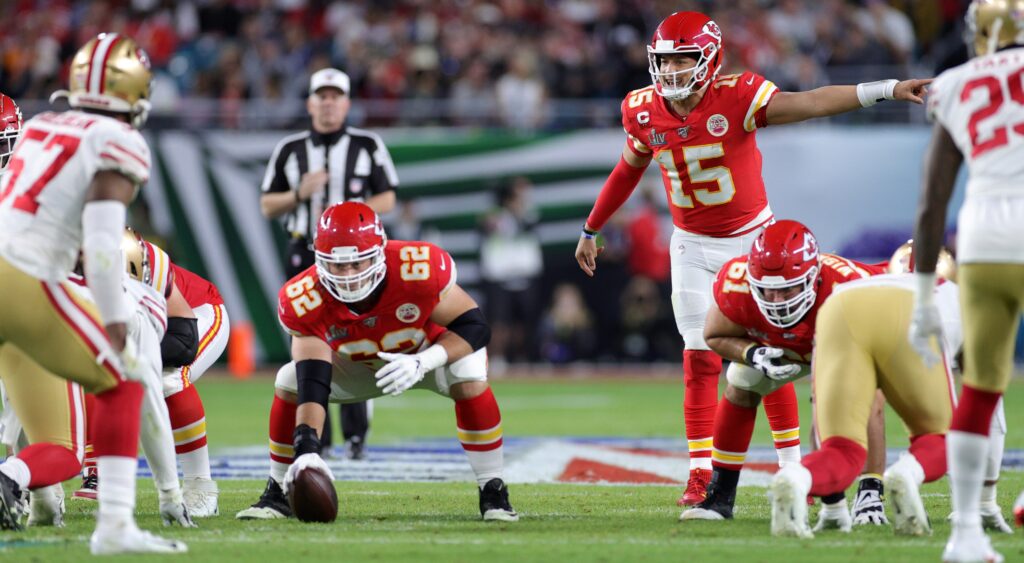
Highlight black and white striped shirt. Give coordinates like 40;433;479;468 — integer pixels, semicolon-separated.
261;125;399;241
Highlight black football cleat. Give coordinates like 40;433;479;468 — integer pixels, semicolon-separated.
679;470;737;521
0;470;26;531
479;478;518;522
235;477;293;520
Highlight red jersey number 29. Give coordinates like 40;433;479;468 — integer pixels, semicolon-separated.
0;129;81;214
962;67;1024;158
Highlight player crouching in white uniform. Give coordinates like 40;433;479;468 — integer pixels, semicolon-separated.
236;202;517;522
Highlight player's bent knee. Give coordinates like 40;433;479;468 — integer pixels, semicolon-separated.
274;361;298;396
724;384;761;408
450;381;488;401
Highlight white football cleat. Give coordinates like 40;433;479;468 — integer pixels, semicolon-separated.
90;519;188;555
183;478;219;518
884;456;930;536
943;521;1003;563
813;499;852;533
770;464;814;539
27;484;65;528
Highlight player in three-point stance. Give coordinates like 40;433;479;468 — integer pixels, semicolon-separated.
237;202;517;522
679;220;887;527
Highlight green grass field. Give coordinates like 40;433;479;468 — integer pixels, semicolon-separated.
4;375;1024;561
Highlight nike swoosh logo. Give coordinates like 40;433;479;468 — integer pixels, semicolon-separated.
440;256;447;271
746;76;755;85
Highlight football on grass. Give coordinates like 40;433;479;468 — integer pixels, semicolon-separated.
288;468;338;523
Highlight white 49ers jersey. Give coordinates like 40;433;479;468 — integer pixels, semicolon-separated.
0;110;150;281
928;48;1024;263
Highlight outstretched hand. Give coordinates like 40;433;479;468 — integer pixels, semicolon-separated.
574;236;604;277
892;78;933;104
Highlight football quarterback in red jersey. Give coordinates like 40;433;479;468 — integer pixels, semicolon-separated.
574;11;931;506
237;202;517;522
679;221;886;524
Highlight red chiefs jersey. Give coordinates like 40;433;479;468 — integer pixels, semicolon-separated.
713;254;887;362
278;240;455;367
621;72;779;237
171;264;224;308
141;240;223;307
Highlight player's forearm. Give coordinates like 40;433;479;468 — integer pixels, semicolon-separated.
913;124;963;273
705;335;755;364
766;87;862;125
586;155;647;231
434;331;473;365
260;191;299;219
365;190;396;215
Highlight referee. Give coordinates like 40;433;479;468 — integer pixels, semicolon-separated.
260;68;398;459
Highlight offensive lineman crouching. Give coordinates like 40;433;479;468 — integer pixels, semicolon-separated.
237;202;517;522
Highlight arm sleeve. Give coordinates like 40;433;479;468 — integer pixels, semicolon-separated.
585;156;647;231
82;200;131;325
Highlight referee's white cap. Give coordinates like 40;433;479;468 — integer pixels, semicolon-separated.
309;68;350;95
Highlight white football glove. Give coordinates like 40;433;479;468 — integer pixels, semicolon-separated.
283;453;336;496
117;311;147;381
746;346;801;381
375;346;448;397
158;488;196;528
814;500;852;533
907;303;942;368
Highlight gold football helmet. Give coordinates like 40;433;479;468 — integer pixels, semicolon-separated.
966;0;1024;57
888;240;958;282
50;33;152;128
122;228;151;284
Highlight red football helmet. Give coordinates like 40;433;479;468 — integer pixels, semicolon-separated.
647;11;724;101
0;93;23;170
747;220;820;328
314;202;388;302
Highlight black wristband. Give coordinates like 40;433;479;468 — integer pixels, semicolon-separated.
293;423;322;456
582;224;598;236
821;492;845;505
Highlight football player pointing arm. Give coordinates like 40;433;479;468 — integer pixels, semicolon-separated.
575;11;930;507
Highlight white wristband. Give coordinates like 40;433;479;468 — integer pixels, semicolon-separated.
417;344;449;372
856;79;898;108
914;272;937;306
82;201;131;324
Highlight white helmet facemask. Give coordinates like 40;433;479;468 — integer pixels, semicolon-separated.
315;244;387;303
748;265;819;329
647;41;717;101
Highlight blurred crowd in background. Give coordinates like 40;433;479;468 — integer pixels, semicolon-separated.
2;0;970;129
0;0;984;366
